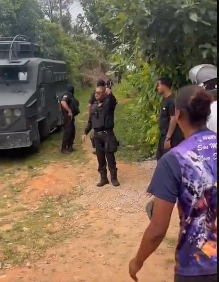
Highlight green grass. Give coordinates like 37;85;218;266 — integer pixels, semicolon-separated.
0;88;91;181
0;194;14;209
114;98;146;162
0;89;92;268
0;189;85;267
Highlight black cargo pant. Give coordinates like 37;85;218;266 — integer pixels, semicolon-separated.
62;116;76;149
156;134;184;161
93;130;117;176
175;274;217;282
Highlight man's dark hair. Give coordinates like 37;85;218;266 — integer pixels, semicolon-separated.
176;85;212;126
204;78;217;90
158;77;173;89
204;78;217;99
97;79;106;87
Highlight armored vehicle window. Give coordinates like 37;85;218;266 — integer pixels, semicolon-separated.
53;72;67;82
0;67;28;82
18;72;28;81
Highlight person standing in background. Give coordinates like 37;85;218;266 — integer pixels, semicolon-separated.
129;85;217;282
83;86;120;187
60;84;80;154
87;79;115;154
156;77;184;160
189;64;217;133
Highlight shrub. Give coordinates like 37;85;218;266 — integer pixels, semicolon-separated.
114;64;160;160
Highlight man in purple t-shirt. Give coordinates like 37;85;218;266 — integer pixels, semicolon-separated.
129;85;217;282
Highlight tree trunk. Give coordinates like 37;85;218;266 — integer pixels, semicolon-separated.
59;0;62;27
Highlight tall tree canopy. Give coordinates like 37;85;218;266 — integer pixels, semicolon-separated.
79;0;217;156
0;0;107;87
79;0;119;50
81;0;217;79
38;0;73;33
0;0;43;39
38;0;73;21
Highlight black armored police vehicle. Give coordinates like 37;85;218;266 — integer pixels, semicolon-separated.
0;35;68;151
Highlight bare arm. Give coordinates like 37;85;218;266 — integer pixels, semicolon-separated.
135;198;174;264
106;90;118;110
166;116;177;139
87;103;92;114
166;98;177;139
129;153;180;281
61;101;72;114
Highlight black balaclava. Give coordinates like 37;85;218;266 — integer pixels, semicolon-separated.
67;84;75;95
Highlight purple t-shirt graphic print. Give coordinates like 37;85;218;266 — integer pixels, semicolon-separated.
148;129;217;276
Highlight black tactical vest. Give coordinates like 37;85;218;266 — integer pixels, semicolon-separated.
90;102;105;130
90;100;114;131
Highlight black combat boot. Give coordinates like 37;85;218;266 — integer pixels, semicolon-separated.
68;146;77;153
97;171;109;187
61;146;71;154
110;169;120;187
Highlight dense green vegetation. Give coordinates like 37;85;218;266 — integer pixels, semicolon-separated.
80;0;217;158
114;65;160;160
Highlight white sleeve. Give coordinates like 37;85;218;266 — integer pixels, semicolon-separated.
207;102;217;133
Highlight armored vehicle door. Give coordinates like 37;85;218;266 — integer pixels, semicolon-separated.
40;68;59;130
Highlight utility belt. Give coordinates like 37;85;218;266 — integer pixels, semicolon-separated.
90;130;108;148
90;130;119;153
94;129;112;136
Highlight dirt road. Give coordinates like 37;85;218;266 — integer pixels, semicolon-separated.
0;140;179;282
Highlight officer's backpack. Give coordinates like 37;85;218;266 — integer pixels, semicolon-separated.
71;96;80;117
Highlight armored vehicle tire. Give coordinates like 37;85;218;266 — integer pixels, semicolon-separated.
56;124;63;133
31;131;41;153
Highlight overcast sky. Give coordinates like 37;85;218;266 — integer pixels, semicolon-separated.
70;1;83;20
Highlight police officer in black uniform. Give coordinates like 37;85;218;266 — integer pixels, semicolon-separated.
83;85;120;187
60;84;79;154
87;79;110;155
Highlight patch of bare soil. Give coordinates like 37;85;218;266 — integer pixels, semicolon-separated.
0;141;179;282
20;164;84;204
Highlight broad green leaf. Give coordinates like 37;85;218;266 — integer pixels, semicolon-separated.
183;23;192;34
199;43;213;49
189;12;199;22
202;49;209;59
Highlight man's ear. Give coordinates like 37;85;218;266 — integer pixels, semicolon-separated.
105;88;111;95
